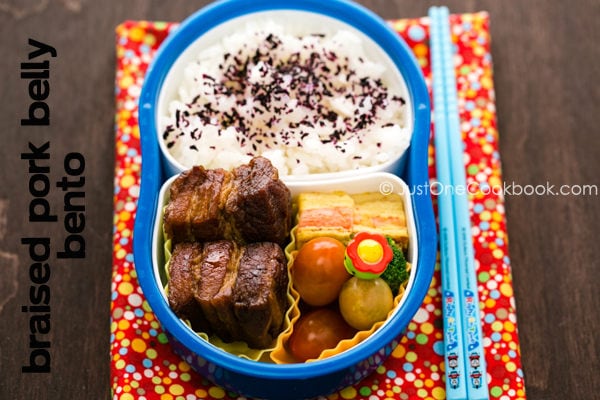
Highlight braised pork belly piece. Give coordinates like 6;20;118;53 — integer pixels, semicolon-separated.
233;242;288;348
164;157;292;247
168;240;289;349
226;157;293;246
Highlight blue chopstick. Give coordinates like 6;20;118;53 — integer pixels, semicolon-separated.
430;6;490;400
429;6;468;400
438;7;490;399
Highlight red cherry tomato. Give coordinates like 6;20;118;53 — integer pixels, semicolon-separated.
292;237;350;306
288;308;355;362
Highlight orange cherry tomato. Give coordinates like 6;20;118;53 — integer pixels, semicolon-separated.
288;308;356;362
292;237;350;306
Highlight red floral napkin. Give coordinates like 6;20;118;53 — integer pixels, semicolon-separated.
112;13;526;400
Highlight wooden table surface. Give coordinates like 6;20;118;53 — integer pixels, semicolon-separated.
1;1;598;399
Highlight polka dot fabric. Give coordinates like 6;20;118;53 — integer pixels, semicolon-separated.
112;13;526;400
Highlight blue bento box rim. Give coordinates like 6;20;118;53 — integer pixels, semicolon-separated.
135;0;436;383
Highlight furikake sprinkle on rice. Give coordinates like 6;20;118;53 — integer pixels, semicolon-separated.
161;22;410;176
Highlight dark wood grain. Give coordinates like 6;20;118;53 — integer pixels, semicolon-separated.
0;1;598;399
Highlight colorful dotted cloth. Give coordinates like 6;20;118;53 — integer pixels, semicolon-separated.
112;12;526;400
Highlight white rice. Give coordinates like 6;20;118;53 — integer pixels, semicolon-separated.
160;21;410;176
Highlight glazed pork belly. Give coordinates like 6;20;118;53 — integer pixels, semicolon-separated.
194;240;239;342
163;167;230;244
233;242;289;348
166;242;210;332
168;240;289;349
226;157;293;246
164;157;292;246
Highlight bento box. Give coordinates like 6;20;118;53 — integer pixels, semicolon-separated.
133;0;436;399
